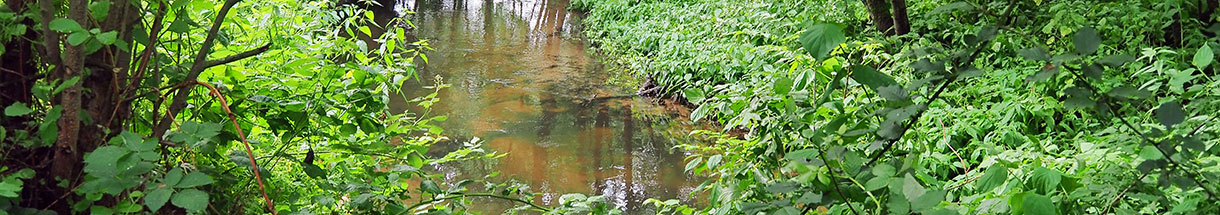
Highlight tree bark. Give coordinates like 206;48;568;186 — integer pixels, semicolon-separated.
891;0;910;35
863;0;894;35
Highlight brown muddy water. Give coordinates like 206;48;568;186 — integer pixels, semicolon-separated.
381;0;707;213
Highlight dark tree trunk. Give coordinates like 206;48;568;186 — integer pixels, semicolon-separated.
863;0;894;35
891;0;910;35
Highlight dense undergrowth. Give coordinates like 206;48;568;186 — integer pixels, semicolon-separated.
578;0;1220;214
0;0;617;214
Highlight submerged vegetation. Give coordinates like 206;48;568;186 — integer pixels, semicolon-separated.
578;0;1220;214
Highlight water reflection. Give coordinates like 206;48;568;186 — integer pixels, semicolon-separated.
385;0;704;213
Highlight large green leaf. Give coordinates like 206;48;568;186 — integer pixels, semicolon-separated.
1156;101;1184;128
174;172;214;188
420;180;443;194
1194;43;1214;69
83;146;130;177
1027;167;1061;194
850;65;898;92
4;102;32;116
1021;193;1058;215
49;18;83;32
976;165;1009;192
773;77;793;95
683;88;706;104
144;187;172;211
1018;48;1051;61
1072;27;1100;55
800;23;845;60
170;188;208;211
901;174;926;200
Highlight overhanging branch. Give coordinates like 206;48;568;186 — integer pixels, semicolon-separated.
199;43;272;69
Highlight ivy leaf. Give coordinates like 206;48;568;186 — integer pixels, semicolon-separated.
851;65;898;92
174;172;213;188
1073;26;1100;55
1027;167;1062;195
144;187;172;211
1018;48;1051;61
4;102;33;116
1156;101;1184;128
1022;193;1058;215
1194;43;1214;69
170;189;208;211
976;165;1009;192
49;18;83;32
800;23;846;60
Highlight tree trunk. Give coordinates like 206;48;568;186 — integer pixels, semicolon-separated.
863;0;894;35
891;0;910;35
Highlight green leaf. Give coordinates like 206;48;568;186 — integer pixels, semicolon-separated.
4;102;33;116
407;152;424;168
683;88;705;104
785;149;823;166
419;180;442;194
931;2;973;14
1072;27;1100;55
902;174;926;200
911;190;945;211
865;176;891;191
850;65;898;92
1027;167;1061;195
96;31;118;45
976;165;1009;192
706;154;722;169
773;77;793;95
765;182;799;194
800;23;846;60
83;146;130;177
1097;54;1135;67
144;188;172;211
303;163;325;178
1194;43;1214;69
872;163;896;177
67;31;91;46
684;157;702;172
1018;48;1051;61
1156;101;1184;128
164;168;183;186
174;172;213;188
170;189;208;211
1139;145;1163;160
49;18;83;32
89;1;113;21
1021;193;1058;215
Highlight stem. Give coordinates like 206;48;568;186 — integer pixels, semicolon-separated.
195;81;278;214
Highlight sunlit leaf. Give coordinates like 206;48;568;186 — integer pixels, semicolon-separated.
1022;193;1058;215
49;18;82;32
976;165;1008;192
1027;167;1061;195
1194;43;1214;69
800;23;845;60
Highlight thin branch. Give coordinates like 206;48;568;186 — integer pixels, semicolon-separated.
152;0;250;139
817;149;861;215
1101;171;1150;215
199;43;272;69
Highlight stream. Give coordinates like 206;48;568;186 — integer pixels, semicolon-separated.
382;0;706;213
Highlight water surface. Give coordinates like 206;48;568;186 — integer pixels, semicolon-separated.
386;0;705;213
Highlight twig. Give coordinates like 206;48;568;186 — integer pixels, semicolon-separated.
194;81;278;214
198;43;272;69
1100;171;1150;215
817;149;861;215
153;0;250;139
